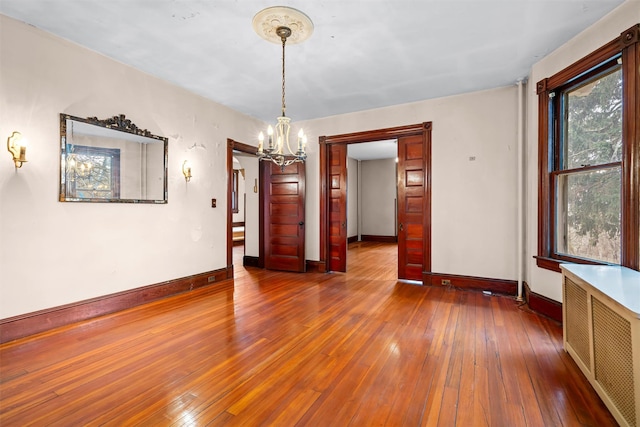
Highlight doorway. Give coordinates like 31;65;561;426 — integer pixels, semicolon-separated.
226;139;258;271
319;122;432;283
346;140;398;245
226;138;306;273
346;141;399;278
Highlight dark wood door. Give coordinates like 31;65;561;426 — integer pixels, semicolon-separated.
261;161;306;272
397;134;426;281
328;144;347;272
320;123;431;280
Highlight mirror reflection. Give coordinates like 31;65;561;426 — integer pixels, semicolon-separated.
60;114;168;203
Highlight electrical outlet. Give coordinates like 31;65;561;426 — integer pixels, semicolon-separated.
208;276;216;283
211;198;216;208
441;279;451;285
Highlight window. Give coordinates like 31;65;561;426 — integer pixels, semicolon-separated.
232;169;239;213
536;24;639;272
555;62;622;264
66;145;121;199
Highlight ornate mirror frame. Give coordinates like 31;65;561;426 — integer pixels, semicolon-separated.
59;114;168;204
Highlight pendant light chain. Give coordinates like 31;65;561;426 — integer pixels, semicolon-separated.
281;34;286;117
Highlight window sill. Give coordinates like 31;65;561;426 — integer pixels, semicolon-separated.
534;256;564;273
535;255;609;273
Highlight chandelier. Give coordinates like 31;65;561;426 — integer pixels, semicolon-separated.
65;149;93;182
252;7;313;169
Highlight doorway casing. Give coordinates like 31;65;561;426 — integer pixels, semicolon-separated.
319;122;432;283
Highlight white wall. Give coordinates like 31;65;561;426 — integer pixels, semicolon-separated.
347;157;359;239
525;1;640;302
5;2;631;317
361;159;396;236
0;15;263;318
299;85;520;282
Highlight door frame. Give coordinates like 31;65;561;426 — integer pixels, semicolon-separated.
227;138;258;273
319;122;432;282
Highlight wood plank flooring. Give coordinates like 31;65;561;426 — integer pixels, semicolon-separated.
0;242;616;426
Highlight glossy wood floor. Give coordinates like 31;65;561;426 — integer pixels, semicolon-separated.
0;242;616;426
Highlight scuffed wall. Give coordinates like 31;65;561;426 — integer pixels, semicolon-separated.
0;15;263;318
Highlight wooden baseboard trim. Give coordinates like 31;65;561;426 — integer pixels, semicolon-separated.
427;272;517;295
422;272;433;286
524;282;563;323
243;256;260;268
0;267;232;344
347;236;358;244
306;260;326;273
361;235;398;243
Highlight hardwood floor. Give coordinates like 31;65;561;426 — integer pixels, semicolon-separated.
0;242;616;426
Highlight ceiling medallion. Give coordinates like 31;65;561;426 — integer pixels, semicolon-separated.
252;6;313;45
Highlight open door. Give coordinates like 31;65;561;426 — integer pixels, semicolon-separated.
320;123;431;281
261;161;306;272
397;134;427;281
328;144;348;272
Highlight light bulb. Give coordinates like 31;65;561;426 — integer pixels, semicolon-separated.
267;125;274;149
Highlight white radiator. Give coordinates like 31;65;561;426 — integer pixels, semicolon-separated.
561;264;640;427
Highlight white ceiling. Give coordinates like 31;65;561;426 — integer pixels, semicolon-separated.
348;139;397;160
0;0;625;122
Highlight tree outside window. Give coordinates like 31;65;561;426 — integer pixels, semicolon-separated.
555;65;622;264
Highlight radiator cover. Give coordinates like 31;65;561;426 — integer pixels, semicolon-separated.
561;265;640;427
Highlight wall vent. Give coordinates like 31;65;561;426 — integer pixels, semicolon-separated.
592;297;636;427
564;278;590;368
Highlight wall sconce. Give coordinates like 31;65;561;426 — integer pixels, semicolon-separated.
182;160;192;182
7;131;27;168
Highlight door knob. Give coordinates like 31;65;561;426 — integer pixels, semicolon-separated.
299;221;305;226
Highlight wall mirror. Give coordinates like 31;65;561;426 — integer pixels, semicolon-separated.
59;114;168;203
